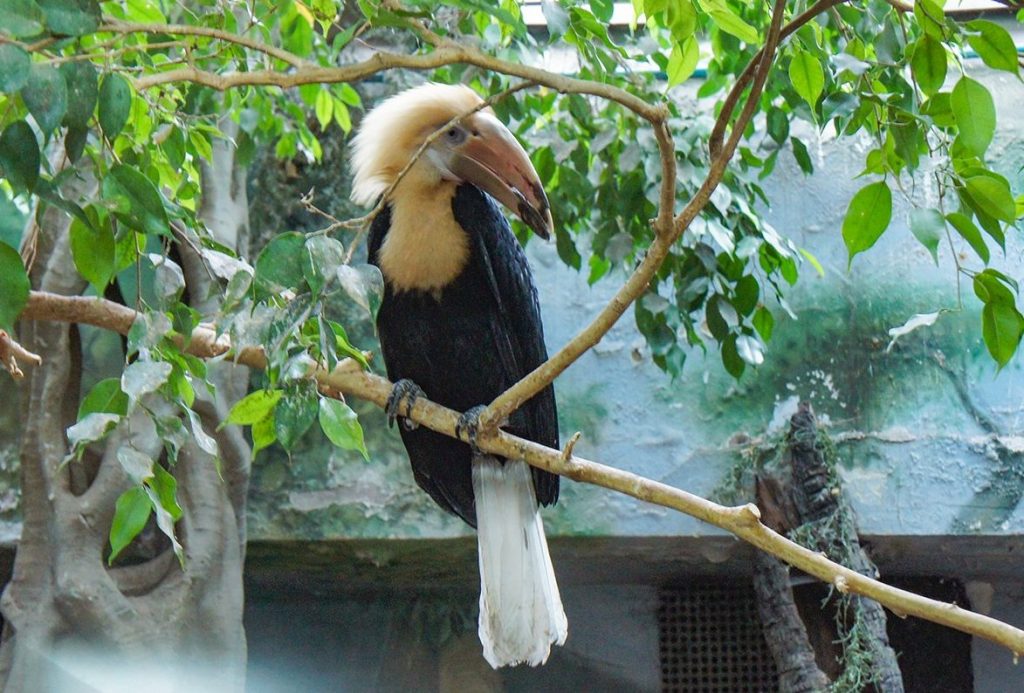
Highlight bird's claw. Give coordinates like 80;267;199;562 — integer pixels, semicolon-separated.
386;379;425;431
455;405;488;453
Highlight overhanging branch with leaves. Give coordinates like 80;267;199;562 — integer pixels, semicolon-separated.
2;0;1024;682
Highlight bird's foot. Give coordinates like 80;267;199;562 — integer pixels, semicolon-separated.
455;405;488;453
386;379;424;431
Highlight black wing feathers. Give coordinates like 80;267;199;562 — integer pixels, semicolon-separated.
452;186;560;507
369;185;560;527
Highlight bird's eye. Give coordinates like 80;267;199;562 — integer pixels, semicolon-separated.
445;126;467;144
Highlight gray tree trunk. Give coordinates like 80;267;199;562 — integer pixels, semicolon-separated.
753;476;830;693
785;402;904;693
0;125;252;691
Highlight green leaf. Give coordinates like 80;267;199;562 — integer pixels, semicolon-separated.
733;274;759;315
255;231;306;295
752;306;774;342
721;335;745;378
148;464;182;521
69;216;115;289
766;107;788;144
274;383;318;452
102;164;170;236
334;83;361;108
950;77;995;158
303;234;345;295
913;0;944;39
791;138;813;175
60;61;98;129
540;0;573;35
251;414;276;456
225;389;282;426
98;73;132;139
798;248;825;277
65;124;88;163
0;44;30;92
66;412;119;455
0;242;29;331
789;49;824;109
120;360;172;404
590;0;613;21
966;19;1019;74
0;120;40;193
333;100;351;133
78;378;129;419
37;0;99;36
666;38;699;87
909;208;943;263
697;0;757;43
336;264;384;323
143;476;183;565
21;64;67;134
842;181;892;265
982;301;1024;367
964;175;1016;223
665;0;696;41
318;397;369;460
314;88;333;130
910;35;946;96
108;486;151;565
117;447;154;485
946;211;989;264
327;319;370;370
973;268;1015;305
0;0;44;37
184;407;218;456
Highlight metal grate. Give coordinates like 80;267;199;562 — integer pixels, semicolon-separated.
658;583;778;692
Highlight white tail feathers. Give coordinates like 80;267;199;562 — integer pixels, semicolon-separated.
472;455;567;668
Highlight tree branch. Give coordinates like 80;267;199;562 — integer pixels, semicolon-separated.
0;330;41;380
478;0;789;430
18;289;1024;658
708;0;849;160
99;19;307;68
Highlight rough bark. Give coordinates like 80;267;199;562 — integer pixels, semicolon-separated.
786;403;904;693
0;130;251;690
753;476;830;693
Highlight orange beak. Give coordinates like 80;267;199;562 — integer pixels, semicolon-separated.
430;113;552;239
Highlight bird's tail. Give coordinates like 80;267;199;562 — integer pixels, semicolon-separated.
472;455;567;668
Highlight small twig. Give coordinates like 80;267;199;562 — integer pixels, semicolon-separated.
99;18;307;68
882;0;915;12
44;40;186;65
560;431;581;462
0;330;42;380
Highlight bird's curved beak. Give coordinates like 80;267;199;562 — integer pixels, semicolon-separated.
437;114;553;240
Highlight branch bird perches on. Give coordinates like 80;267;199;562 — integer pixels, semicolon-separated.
16;290;1024;660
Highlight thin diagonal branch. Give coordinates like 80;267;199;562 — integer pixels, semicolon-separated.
478;0;790;430
99;19;307;68
17;288;1024;658
708;0;849;160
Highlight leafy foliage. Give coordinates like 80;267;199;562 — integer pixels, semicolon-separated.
0;0;1021;560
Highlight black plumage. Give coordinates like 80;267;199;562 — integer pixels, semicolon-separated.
369;184;559;527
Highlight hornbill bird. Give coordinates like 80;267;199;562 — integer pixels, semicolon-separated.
350;83;566;668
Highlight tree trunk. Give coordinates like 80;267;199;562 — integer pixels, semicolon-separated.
0;127;252;690
786;402;904;693
753;476;830;693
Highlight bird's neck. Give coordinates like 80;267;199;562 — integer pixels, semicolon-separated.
379;178;470;296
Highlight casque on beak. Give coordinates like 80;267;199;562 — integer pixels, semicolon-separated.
429;112;553;239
